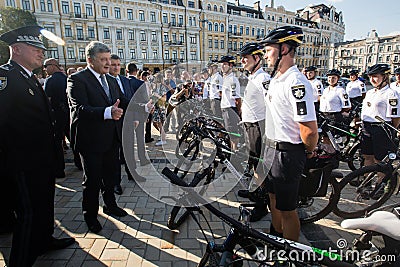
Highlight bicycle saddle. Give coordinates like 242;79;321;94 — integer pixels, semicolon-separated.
341;211;400;241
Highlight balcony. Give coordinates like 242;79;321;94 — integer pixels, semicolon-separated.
228;32;242;38
70;13;88;19
168;22;183;28
169;41;184;46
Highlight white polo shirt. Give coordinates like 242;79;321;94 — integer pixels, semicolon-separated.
361;85;400;122
209;72;223;99
309;78;324;102
390;81;400;92
319;85;351;113
202;77;210;99
220;72;241;109
264;65;316;144
346;79;366;98
241;68;270;123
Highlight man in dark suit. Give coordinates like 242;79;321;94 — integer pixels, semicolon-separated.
43;57;69;178
0;25;74;267
67;41;132;233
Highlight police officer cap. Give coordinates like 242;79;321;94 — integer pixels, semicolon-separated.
349;69;359;75
200;68;208;74
237;42;264;56
393;68;400;75
259;26;303;47
218;55;236;64
326;69;341;77
206;60;218;68
0;25;46;50
305;66;317;72
365;64;391;75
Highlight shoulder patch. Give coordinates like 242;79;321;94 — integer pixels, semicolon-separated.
291;84;306;100
0;65;10;71
343;93;349;99
262;80;270;91
361;83;365;87
317;84;321;89
0;77;7;91
389;98;398;106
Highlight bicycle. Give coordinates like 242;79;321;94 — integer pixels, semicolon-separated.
162;167;357;267
334;116;400;219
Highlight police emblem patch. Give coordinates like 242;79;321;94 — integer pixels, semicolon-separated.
367;102;371;107
317;85;321;89
262;81;270;91
231;84;236;89
361;84;365;87
0;77;7;90
343;94;349;99
291;85;306;100
389;99;398;106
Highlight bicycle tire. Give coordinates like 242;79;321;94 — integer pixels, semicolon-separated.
197;251;221;267
347;142;364;171
334;164;397;219
298;176;341;224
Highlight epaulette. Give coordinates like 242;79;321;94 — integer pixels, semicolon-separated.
0;64;13;71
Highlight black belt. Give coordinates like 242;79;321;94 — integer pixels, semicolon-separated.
265;138;304;151
243;121;259;128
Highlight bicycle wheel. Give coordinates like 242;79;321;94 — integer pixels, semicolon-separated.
197;250;221;267
347;142;364;171
334;164;397;219
298;176;341;224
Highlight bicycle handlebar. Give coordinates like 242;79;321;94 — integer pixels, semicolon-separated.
161;167;357;267
375;116;400;134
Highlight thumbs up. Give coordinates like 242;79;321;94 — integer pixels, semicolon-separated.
111;98;123;120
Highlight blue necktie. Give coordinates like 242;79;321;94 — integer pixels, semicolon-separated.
100;74;111;101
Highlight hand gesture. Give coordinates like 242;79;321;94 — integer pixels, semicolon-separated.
111;99;124;120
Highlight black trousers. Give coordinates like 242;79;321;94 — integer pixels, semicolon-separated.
145;113;153;141
80;137;119;219
9;168;55;267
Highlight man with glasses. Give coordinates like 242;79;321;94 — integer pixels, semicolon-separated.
44;58;69;178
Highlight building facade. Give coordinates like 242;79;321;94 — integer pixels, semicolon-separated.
1;0;345;74
329;30;400;75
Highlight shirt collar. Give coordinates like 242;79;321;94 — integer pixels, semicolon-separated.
88;65;102;80
273;65;297;82
248;68;265;80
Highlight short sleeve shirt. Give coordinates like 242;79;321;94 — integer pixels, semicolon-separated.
361;85;400;122
209;72;223;99
390;81;400;92
346;80;366;98
241;68;270;122
319;85;351;113
264;65;316;144
221;72;241;109
309;78;324;102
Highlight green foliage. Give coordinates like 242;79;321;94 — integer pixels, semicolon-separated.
0;7;38;64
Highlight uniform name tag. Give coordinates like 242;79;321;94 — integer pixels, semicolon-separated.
296;101;307;115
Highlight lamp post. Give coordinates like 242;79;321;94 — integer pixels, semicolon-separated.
200;19;208;69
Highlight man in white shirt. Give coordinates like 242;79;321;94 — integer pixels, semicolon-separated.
207;61;223;119
390;68;400;92
305;66;324;113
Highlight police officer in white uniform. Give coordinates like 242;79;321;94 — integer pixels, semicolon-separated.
237;43;270;221
219;55;242;151
207;61;223;119
259;26;318;241
346;69;366;106
320;69;351;130
390;68;400;92
305;66;324;113
361;64;400;167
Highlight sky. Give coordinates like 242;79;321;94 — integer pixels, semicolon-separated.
237;0;400;41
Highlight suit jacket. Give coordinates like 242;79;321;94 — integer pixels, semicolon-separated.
127;75;149;122
67;68;130;153
0;60;56;171
118;75;134;100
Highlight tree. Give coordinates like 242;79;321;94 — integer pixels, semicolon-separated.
0;7;38;64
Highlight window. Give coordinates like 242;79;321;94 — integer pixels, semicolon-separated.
64;25;72;37
151;31;157;42
188;1;194;8
73;2;81;17
162;13;168;23
5;0;16;7
130;49;136;59
101;6;108;17
67;47;75;59
189;17;192;26
163;32;169;42
40;0;45;11
395;55;399;62
220;40;225;49
172;50;177;59
378;56;382;63
178;15;183;26
118;49;124;59
86;4;93;16
220;6;223;12
171;14;176;26
127;9;133;20
252;28;255;36
180;51;185;60
207;4;211;11
387;46;392;52
190;36;196;44
208;22;212;31
164;50;170;60
179;34;184;44
46;48;58;59
228;25;232;33
246;27;249;35
61;1;69;13
233;25;237;34
78;48;85;61
208;39;212;48
239;26;243;35
103;28;110;39
214;40;218;49
379;46;383;52
213;5;217;12
140;30;146;41
88;27;95;38
171;0;176;4
150;11;156;22
139;10;145;21
220;23;224;32
115;7;121;19
128;30;134;40
153;50;158;59
116;29;122;40
22;0;30;10
214;23;218;32
47;0;53;12
386;55;390;62
76;26;83;40
172;33;177;43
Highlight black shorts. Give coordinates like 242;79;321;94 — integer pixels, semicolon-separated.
360;122;397;161
264;147;306;211
221;107;240;135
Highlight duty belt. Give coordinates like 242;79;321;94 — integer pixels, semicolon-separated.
265;138;304;151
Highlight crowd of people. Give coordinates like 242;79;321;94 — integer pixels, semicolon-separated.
1;24;400;266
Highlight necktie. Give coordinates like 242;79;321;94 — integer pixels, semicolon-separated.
100;74;112;102
116;76;124;94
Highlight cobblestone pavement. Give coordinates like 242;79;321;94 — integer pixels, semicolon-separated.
1;128;399;267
